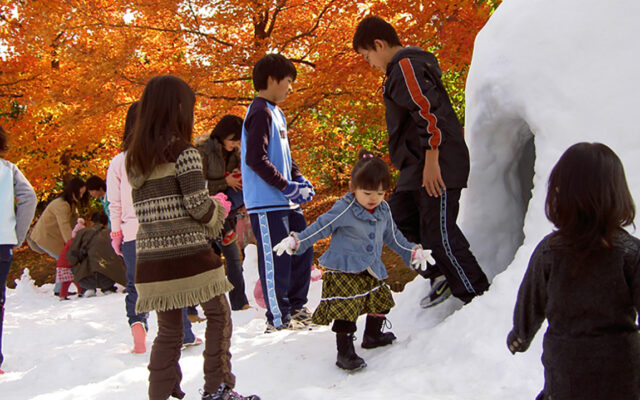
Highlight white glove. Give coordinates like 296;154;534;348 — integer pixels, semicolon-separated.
273;234;299;256
410;247;436;272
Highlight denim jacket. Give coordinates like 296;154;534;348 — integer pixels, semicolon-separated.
294;192;418;280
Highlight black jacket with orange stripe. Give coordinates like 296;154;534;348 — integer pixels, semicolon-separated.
383;46;470;191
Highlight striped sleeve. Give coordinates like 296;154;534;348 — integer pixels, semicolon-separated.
393;57;443;150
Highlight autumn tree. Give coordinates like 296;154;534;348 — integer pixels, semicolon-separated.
0;0;497;197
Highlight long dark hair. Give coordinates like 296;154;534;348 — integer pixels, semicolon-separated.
211;114;243;142
126;75;195;177
61;177;86;205
546;142;635;259
122;101;139;151
351;149;391;191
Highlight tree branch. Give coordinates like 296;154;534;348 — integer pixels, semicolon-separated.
194;92;253;102
63;22;235;47
0;75;42;87
278;0;336;52
209;77;252;84
186;0;201;29
288;58;316;68
266;0;287;37
288;90;351;126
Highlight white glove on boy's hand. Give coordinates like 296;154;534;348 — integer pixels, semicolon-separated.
273;234;299;256
410;247;436;272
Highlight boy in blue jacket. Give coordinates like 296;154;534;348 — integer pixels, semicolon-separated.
241;53;315;332
352;16;489;307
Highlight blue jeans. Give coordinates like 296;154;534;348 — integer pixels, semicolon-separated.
215;240;248;310
224;188;244;211
0;245;14;368
182;308;196;343
122;240;148;329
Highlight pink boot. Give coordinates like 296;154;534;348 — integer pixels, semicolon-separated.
131;322;147;354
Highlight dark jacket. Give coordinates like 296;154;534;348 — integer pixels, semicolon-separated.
383;46;469;191
67;223;127;286
197;136;241;195
509;232;640;399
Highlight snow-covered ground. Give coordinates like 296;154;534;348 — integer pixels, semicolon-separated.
3;0;640;398
2;244;538;400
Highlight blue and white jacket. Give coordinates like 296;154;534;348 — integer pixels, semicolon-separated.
241;97;302;214
294;192;418;280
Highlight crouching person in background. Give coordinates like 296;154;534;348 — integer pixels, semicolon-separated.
67;211;127;297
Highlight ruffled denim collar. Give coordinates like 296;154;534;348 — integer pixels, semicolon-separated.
342;192;387;221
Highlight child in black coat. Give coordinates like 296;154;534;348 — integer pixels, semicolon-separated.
507;142;640;400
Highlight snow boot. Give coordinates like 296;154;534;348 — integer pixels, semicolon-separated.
336;332;366;371
131;321;146;354
201;383;260;400
361;315;396;349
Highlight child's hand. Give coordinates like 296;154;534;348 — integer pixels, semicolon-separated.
273;234;299;256
225;173;242;191
506;330;527;354
410;246;436;271
211;193;231;217
294;175;315;197
282;181;314;204
110;231;123;256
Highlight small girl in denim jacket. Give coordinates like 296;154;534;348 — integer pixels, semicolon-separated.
274;150;435;371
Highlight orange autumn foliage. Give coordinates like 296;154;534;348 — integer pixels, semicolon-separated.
0;0;498;197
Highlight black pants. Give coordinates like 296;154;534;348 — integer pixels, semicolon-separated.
388;188;489;303
78;272;115;291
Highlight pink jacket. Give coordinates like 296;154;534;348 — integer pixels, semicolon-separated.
106;152;139;242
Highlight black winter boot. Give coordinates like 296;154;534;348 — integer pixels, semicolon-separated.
336;332;366;371
361;315;396;349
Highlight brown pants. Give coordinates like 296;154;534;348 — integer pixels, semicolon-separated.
148;295;236;400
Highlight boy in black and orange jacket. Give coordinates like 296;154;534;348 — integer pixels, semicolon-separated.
352;16;489;306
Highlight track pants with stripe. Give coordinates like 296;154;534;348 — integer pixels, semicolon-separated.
250;208;313;327
388;188;489;303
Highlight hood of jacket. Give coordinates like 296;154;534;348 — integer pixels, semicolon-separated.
127;166;148;190
199;136;224;158
386;46;442;79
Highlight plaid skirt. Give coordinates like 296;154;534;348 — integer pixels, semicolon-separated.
56;266;74;283
312;269;395;325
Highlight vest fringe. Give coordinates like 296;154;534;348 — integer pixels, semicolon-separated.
135;279;234;314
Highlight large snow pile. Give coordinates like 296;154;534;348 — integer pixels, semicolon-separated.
463;0;640;279
2;0;640;398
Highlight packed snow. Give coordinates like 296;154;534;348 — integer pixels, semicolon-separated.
2;245;526;400
3;0;640;398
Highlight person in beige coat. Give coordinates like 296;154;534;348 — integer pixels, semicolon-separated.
28;177;86;259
